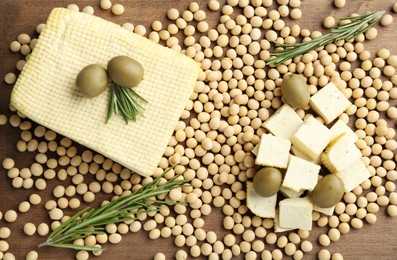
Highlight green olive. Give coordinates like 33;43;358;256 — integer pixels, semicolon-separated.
76;64;109;98
312;174;345;208
281;74;310;108
107;56;144;88
253;167;283;197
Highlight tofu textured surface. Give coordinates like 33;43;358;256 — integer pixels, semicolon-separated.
291;116;332;160
282;155;321;192
11;8;200;176
263;104;303;139
255;133;291;168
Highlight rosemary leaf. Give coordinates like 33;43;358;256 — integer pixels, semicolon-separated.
266;11;384;66
106;83;147;123
49;243;103;251
129;88;148;103
48;206;91;240
106;86;116;123
115;87;133;122
39;167;189;251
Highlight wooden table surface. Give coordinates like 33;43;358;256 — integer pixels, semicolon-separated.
1;0;397;259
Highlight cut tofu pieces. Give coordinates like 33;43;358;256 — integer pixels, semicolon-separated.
11;8;201;177
247;84;372;224
336;159;371;192
279;197;313;231
282;155;321;192
263;104;303;139
309;82;351;124
255;134;291;168
291;116;332;160
246;182;277;218
322;133;362;173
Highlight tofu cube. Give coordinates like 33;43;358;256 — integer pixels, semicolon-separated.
291;117;332;160
282;155;321;192
330;119;358;143
321;133;362;173
255;134;291;169
279;197;313;231
309;82;351;124
246;182;277;218
263;104;303;139
336;159;371;192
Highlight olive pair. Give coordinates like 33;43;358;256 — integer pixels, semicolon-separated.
76;55;144;98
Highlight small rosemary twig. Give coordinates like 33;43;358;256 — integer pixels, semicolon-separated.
38;167;188;251
106;83;148;124
266;11;384;66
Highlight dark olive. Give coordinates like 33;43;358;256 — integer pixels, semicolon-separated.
312;174;345;208
281;74;310;108
76;64;109;98
253;167;283;197
107;56;144;88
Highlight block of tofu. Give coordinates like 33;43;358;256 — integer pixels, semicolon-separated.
280;186;304;198
274;210;294;233
255;134;291;168
330;119;358;143
336;159;371;192
279;197;313;231
263;104;303;139
282;155;321;192
246;182;277;218
291;145;321;165
11;8;200;177
321;133;362;173
291;117;332;160
309;82;351;124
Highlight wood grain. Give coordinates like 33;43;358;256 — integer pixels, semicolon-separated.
0;0;397;259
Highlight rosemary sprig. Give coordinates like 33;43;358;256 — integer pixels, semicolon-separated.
106;83;148;124
266;11;384;66
38;167;189;251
